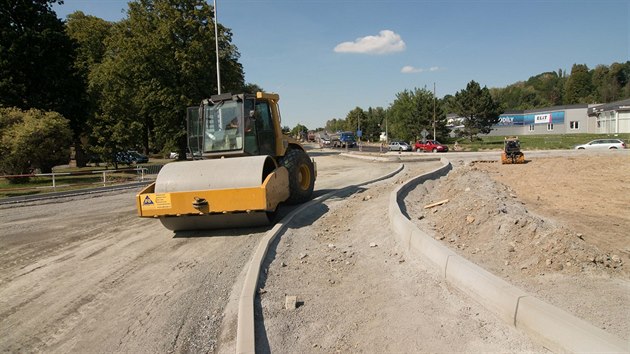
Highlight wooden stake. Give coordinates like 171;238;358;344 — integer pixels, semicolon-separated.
423;199;449;209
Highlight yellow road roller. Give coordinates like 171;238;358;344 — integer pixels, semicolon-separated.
501;136;525;164
136;92;316;231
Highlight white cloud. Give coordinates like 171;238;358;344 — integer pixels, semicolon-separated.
401;66;424;73
401;65;442;74
334;30;406;55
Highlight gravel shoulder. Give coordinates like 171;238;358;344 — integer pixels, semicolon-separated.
257;160;543;353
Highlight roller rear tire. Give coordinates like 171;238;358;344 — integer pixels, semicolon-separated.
280;148;315;204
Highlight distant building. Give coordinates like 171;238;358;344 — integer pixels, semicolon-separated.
448;99;630;137
587;98;630;134
484;104;599;136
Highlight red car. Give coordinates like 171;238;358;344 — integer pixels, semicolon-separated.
414;140;449;153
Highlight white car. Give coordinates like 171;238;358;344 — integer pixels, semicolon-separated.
388;141;412;151
574;139;626;150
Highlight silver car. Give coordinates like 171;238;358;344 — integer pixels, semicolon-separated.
574;139;626;150
388;141;412;151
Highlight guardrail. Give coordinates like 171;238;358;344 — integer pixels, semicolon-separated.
0;166;157;194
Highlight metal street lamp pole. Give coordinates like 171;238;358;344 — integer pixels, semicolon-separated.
433;82;436;140
385;114;388;144
213;0;221;94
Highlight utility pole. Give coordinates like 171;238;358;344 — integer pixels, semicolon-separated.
433;82;436;140
213;0;221;94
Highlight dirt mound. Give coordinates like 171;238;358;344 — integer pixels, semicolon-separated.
407;165;625;279
405;155;629;340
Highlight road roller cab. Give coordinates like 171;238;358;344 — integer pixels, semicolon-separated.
136;92;316;231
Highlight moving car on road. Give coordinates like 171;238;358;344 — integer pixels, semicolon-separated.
331;131;356;148
414;140;449;153
574;139;626;150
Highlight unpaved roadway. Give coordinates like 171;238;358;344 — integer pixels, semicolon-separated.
257;160;541;353
4;148;582;353
0;150;407;353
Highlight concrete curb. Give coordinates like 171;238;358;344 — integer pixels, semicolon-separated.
339;152;442;163
389;158;628;353
235;163;405;354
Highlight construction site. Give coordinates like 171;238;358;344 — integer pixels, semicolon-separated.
1;146;628;353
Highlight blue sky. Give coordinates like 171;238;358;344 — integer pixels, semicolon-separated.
53;0;630;130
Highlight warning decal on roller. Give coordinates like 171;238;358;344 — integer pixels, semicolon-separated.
141;193;172;210
143;196;154;205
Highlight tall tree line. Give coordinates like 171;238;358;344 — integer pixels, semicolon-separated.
491;62;630;110
1;0;247;167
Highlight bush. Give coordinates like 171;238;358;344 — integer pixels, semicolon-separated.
0;108;73;182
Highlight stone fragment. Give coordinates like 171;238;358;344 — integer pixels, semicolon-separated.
369;242;377;248
285;295;297;310
298;253;307;259
466;215;475;224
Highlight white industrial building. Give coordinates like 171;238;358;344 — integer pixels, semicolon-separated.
474;98;630;136
486;104;596;136
587;98;630;134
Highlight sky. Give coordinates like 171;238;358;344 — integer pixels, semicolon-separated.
53;0;630;130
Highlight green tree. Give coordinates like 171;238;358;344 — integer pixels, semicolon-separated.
364;107;386;142
242;83;264;94
0;0;87;156
290;124;308;140
388;88;442;142
454;81;501;142
345;107;367;135
0;108;73;181
65;11;114;166
90;0;245;159
324;118;346;133
564;64;594;104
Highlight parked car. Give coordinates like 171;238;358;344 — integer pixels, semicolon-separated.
388;141;412;151
574;139;626;150
116;151;149;164
414;140;449;153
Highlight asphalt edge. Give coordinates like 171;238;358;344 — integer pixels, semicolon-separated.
235;163;406;354
388;158;628;353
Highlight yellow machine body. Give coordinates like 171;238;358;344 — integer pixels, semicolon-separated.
501;136;525;164
136;164;289;217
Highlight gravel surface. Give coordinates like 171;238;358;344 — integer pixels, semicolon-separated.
256;161;543;353
0;151;398;353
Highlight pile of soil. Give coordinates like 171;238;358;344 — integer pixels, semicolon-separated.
405;154;629;340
